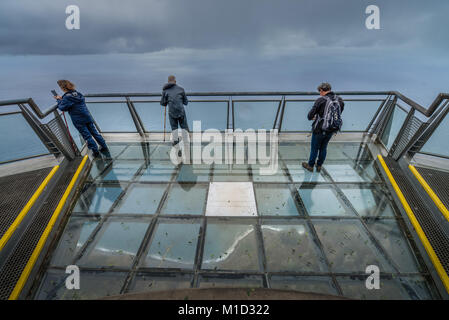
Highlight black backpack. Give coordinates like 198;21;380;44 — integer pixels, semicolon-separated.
319;96;343;132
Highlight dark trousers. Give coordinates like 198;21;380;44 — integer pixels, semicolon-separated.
169;115;189;131
308;131;334;167
74;122;107;153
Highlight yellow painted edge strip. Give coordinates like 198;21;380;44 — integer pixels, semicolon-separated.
0;165;60;252
409;165;449;222
377;155;449;293
9;155;88;300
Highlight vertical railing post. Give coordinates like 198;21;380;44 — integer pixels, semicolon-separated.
277;96;287;133
126;97;145;137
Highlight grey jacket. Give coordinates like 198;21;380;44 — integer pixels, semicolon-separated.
160;83;189;118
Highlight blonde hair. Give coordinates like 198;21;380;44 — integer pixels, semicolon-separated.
57;80;76;91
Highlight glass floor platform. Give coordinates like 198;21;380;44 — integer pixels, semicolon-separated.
33;141;441;300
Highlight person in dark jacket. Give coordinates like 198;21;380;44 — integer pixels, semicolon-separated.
160;75;189;145
302;82;344;172
54;80;109;158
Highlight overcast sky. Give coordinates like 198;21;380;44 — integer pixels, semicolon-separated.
0;0;448;107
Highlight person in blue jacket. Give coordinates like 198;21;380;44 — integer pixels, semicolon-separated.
54;80;109;158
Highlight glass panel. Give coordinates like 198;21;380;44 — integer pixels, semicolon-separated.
269;276;338;296
341;186;395;217
262;224;328;272
278;143;310;160
49;216;100;267
160;184;207;215
421;111;449;157
325;143;372;161
202;223;260;271
313;219;394;273
115;184;166;214
198;275;263;288
177;164;211;182
149;144;172;160
365;219;420;273
187;102;228;131
138;162;176;182
340;100;383;131
254;184;301;216
134;102;164;131
35;269;127;300
298;187;353;217
141;221;200;269
78;220;149;268
285;161;327;183
212;164;250;182
281;102;314;131
96;161;142;182
0;113;48;163
251;164;289;182
381;105;408;150
337;275;434;300
234;101;278;130
73;186;124;214
325;163;378;183
117;145;147;160
87;102;136;132
127;273;193;293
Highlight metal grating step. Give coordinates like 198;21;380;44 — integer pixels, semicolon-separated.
0;158;83;300
0;168;52;239
416;167;449;214
383;157;449;277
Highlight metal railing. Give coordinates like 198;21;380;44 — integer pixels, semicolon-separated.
1;90;448;165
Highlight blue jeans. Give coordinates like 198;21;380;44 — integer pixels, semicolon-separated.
74;122;107;153
308;131;334;167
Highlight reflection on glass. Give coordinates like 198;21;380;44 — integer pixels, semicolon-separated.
262;224;328;272
365;219;420;273
251;164;289;182
36;269;127;300
115;184;166;214
337;275;433;300
270;276;338;296
0;113;49;163
128;273;193;293
177;164;211;182
202;223;260;271
199;275;263;288
234;101;278;130
254;185;300;216
160;184;207;215
142;222;200;269
341;187;395;217
212;164;250;182
149;144;172;160
325;163;376;183
87;103;136;132
381;105;408;151
78;221;149;268
73;186;123;214
50;217;99;267
298;187;352;216
313;220;394;273
285;162;327;183
278;143;310;160
117;145;146;160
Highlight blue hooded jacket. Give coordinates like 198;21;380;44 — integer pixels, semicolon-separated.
57;90;93;126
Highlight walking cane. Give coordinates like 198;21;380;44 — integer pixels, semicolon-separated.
163;105;167;142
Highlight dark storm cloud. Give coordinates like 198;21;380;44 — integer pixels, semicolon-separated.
0;0;448;55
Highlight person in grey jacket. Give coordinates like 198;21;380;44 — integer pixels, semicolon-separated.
160;75;189;145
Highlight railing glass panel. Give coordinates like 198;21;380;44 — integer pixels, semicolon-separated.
87;102;136;132
233;101;279;130
282;101;313;131
381;105;408;151
134;102;164;131
420;111;449;157
186;101;227;131
0;113;49;163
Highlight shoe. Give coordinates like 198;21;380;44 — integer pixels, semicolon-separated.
302;162;314;172
316;166;322;172
100;147;112;158
178;149;182;157
172;140;180;146
93;151;101;158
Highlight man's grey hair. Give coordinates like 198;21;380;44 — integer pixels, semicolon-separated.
168;75;176;83
317;82;332;92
